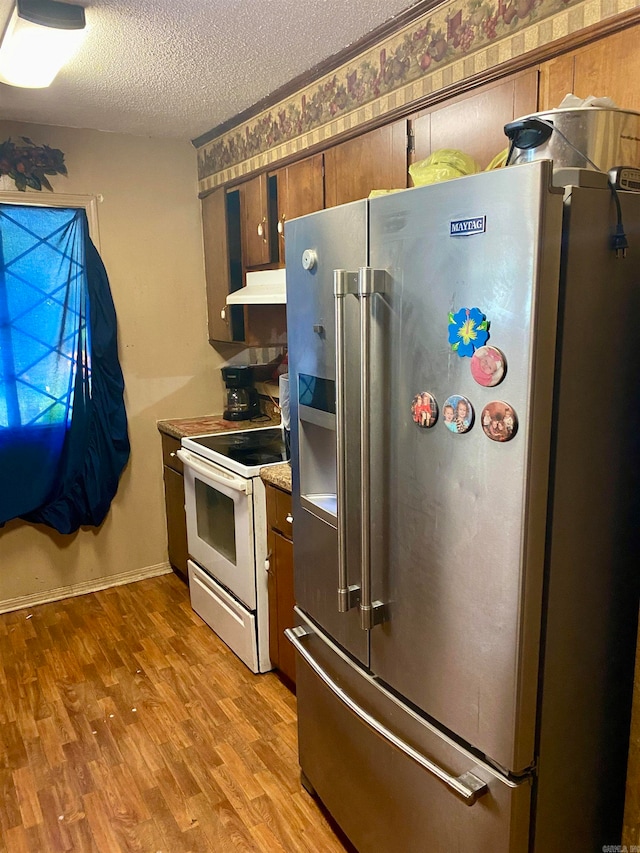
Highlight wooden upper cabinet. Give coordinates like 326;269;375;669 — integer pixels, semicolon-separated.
240;173;272;267
272;154;324;263
538;53;574;114
410;70;539;173
202;186;233;342
539;24;640;114
324;119;409;207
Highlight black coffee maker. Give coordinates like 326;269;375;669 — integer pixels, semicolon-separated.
222;366;260;421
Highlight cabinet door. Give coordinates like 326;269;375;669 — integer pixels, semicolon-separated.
202;187;233;342
267;526;279;668
274;154;324;263
241;174;272;267
161;433;183;474
539;24;640;113
538;53;574;113
266;486;296;685
324;120;408;207
274;531;296;684
410;70;538;172
163;465;189;583
275;487;293;538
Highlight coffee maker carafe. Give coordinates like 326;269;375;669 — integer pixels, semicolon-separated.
222;366;259;421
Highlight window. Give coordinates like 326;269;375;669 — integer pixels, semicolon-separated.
0;204;89;431
0;193;128;533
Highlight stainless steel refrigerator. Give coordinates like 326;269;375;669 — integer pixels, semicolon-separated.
284;160;640;852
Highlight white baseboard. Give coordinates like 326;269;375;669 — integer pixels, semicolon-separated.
0;562;174;615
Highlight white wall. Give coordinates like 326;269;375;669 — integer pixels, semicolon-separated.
0;121;225;605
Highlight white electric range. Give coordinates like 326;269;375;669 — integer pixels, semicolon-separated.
177;426;288;673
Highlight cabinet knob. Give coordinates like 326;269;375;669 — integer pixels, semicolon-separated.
277;214;286;236
170;451;176;457
257;218;267;242
220;306;227;321
286;514;293;524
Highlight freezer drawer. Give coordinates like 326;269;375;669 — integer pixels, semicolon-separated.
288;613;531;853
188;559;261;673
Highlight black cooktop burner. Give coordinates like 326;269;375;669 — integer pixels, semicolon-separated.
190;427;287;467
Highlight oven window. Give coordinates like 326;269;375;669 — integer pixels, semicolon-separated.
195;478;237;565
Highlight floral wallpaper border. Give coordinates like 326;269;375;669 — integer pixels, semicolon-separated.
197;0;639;192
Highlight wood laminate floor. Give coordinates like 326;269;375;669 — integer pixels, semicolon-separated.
0;573;350;853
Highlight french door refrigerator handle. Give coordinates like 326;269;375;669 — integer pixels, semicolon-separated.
334;269;360;613
358;267;387;630
285;625;489;806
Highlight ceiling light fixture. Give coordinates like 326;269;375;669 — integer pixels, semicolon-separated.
0;0;86;89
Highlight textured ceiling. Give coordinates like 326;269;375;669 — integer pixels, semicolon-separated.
0;0;417;141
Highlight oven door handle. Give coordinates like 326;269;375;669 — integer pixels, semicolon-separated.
176;449;250;493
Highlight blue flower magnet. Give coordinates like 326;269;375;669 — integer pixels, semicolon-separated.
448;307;489;358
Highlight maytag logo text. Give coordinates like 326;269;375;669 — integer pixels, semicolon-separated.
450;216;486;236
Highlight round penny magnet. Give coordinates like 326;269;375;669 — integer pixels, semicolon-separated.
442;395;473;434
470;346;506;388
480;401;518;442
411;392;438;428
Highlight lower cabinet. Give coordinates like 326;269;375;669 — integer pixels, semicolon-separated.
161;433;189;583
266;483;296;686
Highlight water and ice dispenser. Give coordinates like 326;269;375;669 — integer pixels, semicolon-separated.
297;374;337;525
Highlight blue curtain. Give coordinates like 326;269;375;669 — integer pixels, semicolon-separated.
0;204;129;533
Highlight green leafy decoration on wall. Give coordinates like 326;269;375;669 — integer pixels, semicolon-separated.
0;137;67;191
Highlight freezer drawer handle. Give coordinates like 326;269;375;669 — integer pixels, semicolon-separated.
285;625;489;806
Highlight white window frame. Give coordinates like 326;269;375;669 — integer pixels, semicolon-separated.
0;191;101;249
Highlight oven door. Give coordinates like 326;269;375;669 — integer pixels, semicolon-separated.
177;448;257;610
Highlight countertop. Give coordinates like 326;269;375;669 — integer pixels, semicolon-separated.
260;463;292;493
157;408;291;492
157;412;280;440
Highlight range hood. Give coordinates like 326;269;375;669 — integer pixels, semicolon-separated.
226;268;286;305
